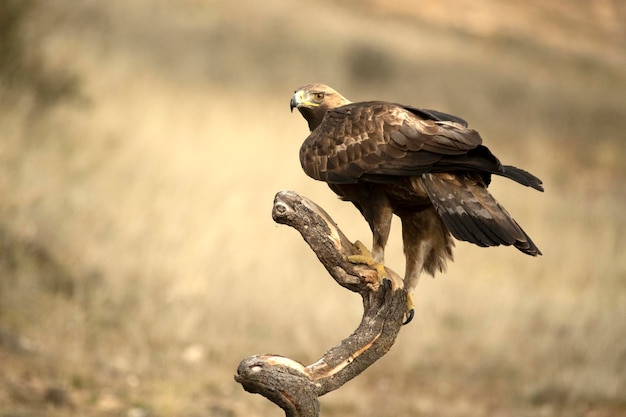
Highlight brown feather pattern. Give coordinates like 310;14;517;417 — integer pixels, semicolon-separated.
292;84;542;294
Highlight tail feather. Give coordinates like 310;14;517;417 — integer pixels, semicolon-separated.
421;173;542;256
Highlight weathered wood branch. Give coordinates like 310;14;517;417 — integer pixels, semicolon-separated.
234;191;408;417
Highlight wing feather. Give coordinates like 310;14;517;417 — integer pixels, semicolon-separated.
420;173;541;256
299;100;543;193
403;106;470;127
300;101;485;182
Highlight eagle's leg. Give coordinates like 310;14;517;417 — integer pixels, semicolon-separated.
399;211;430;325
368;201;393;266
403;239;423;321
347;199;393;287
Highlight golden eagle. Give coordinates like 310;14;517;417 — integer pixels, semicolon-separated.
290;83;542;318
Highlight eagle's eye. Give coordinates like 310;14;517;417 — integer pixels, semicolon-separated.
313;92;325;101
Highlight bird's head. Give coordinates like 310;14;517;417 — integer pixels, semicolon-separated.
290;83;351;131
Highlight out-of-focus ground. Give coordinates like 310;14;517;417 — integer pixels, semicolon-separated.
1;0;625;416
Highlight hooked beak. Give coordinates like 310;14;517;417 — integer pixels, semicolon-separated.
290;95;298;113
290;90;303;113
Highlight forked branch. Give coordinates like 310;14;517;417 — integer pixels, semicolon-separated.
234;191;407;417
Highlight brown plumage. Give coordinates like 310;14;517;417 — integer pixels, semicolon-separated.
290;83;542;295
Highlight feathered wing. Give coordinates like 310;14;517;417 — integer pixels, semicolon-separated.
300;101;543;192
298;97;542;255
420;173;541;256
300;101;484;183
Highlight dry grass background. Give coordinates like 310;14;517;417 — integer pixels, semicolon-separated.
0;0;625;416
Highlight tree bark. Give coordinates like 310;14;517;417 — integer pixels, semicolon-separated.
234;190;407;417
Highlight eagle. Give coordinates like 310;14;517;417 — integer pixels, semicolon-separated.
290;83;542;320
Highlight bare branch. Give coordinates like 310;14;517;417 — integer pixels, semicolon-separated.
235;191;407;417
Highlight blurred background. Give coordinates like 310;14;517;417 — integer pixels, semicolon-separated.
1;0;625;416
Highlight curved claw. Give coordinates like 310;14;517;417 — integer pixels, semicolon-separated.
403;308;415;325
402;293;416;325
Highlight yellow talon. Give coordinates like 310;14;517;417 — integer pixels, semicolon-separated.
347;241;415;323
404;293;415;325
347;240;389;282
